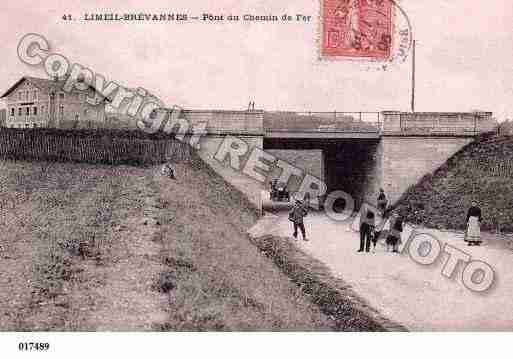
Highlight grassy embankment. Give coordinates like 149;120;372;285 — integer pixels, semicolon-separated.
394;135;513;233
0;153;337;330
0;124;399;330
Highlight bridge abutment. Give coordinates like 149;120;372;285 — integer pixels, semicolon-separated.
379;136;474;205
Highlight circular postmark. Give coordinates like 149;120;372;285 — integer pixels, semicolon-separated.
388;0;413;65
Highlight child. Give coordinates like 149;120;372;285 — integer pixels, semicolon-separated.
386;212;404;253
377;188;388;215
370;227;378;253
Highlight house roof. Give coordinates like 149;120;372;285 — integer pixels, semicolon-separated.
0;76;107;100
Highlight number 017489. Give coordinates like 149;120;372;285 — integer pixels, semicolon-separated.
18;342;50;351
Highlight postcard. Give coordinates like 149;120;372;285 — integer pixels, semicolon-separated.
0;0;512;357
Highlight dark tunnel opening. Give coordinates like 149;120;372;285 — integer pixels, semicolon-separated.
263;138;380;210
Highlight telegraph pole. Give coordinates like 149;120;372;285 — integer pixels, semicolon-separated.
411;39;416;113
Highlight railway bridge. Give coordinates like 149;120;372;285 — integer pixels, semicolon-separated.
172;109;494;208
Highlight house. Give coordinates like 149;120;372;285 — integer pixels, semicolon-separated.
0;76;107;129
0;109;5;127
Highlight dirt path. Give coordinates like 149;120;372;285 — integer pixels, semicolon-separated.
78;171;169;330
251;211;513;331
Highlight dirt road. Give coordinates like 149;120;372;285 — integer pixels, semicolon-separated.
251;211;513;331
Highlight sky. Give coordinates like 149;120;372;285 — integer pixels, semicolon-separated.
1;0;512;121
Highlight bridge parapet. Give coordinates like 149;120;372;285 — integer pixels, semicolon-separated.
171;109;494;137
381;111;494;136
181;110;264;135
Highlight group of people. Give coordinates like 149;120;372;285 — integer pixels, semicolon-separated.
358;190;485;253
358;189;404;253
287;188;484;250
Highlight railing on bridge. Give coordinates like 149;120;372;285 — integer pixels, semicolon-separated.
168;109;493;137
263;111;382;133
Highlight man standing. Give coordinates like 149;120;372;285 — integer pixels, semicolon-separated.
289;199;308;241
358;209;375;252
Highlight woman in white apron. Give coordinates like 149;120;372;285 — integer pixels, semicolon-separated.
465;201;483;246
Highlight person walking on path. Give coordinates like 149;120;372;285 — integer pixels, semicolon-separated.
289;199;308;241
358;209;375;253
377;188;388;215
465;200;483;246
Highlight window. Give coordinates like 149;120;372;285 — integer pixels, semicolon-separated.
41;105;45;114
59;105;64;118
18;107;22;116
75;114;79;121
33;106;37;115
33;91;37;100
33;123;38;128
10;108;14;116
26;107;30;116
19;92;23;101
25;124;30;128
59;93;65;100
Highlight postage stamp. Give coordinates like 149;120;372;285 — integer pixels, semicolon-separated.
319;0;410;63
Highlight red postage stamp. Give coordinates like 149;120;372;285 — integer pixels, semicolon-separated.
320;0;393;60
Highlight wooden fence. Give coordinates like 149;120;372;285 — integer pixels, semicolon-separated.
0;128;192;165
